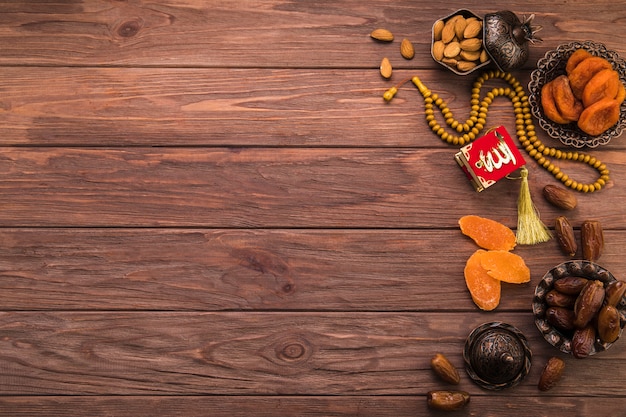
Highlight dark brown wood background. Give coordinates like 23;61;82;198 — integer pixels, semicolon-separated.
1;1;625;415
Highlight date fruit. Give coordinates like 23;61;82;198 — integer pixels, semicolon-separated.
545;290;577;309
574;279;605;329
543;185;578;210
554;276;588;295
597;304;620;343
555;216;577;257
538;356;566;391
546;306;576;331
572;325;596;359
605;280;626;307
430;353;460;385
581;220;604;262
427;390;470;411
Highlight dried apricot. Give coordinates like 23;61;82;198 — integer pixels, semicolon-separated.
551;75;584;122
577;98;621;136
541;80;570;124
568;56;613;100
582;69;620;108
459;215;516;251
566;49;592;74
615;82;626;105
478;250;531;284
464;249;501;311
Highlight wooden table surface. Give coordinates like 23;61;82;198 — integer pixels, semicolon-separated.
1;1;626;415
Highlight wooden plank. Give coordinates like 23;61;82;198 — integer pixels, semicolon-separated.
1;395;625;417
1;311;625;396
0;1;622;67
0;67;527;147
1;228;624;311
0;147;623;227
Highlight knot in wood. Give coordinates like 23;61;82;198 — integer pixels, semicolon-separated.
117;18;143;38
274;335;312;364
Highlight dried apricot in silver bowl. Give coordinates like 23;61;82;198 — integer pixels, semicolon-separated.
533;260;626;357
528;41;626;148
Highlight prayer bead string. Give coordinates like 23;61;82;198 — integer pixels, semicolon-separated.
384;70;610;192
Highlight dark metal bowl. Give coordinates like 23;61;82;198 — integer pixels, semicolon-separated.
528;41;626;148
532;260;626;356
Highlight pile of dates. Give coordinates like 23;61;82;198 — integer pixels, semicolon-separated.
546;276;626;358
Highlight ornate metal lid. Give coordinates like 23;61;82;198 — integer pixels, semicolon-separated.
463;322;532;390
483;11;542;71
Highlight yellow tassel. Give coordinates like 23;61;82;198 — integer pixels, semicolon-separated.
516;166;552;245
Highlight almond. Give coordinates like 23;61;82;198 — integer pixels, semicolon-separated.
454;17;467;39
432;40;445;61
370;28;394;42
400;38;415;59
460;38;482;52
463;20;483;39
443;41;461;58
433;20;445;41
457;60;477;72
442;19;457;44
380;57;392;79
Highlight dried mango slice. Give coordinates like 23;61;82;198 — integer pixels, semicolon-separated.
478;250;531;284
464;249;501;311
568;56;613;100
459;215;516;251
582;69;620;108
577;98;621;136
566;49;592;74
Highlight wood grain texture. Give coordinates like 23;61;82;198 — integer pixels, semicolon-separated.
1;0;625;415
0;228;625;311
0;0;622;68
1;396;625;417
1;311;625;396
0;147;623;227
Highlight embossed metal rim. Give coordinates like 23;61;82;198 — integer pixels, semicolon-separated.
463;321;532;391
532;260;626;356
528;41;626;148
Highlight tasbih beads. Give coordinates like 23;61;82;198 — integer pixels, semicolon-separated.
386;70;610;192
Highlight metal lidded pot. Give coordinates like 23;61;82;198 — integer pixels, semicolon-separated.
463;322;532;390
432;9;542;75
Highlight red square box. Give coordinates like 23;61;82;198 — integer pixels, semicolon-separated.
454;126;526;192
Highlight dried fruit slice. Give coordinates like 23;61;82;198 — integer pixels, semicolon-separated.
582;69;620;108
459;215;516;251
464;249;501;311
568;56;613;99
478;250;531;283
551;75;584;122
541;80;570;124
566;49;592;74
577;98;621;136
615;82;626;105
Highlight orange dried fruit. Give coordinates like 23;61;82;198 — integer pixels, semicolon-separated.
568;56;613;100
566;49;592;74
541;80;570;124
464;249;501;311
459;215;516;251
615;82;626;105
582;69;620;107
478;250;531;284
577;98;621;136
551;75;584;122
